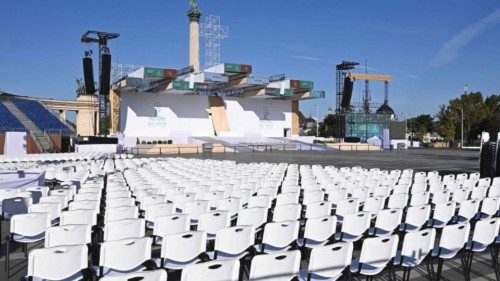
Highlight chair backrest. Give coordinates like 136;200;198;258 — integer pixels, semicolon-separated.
40;195;68;208
400;228;436;266
217;198;241;217
438;223;470;258
308;242;353;279
60;209;97;226
10;212;51;237
302;190;325;205
363;197;386;214
335;199;360;218
2;197;32;218
432;190;450;205
409;192;430;206
106;190;131;200
341;211;371;237
198;211;231;236
387;193;408;209
181;259;240;281
99;237;152;271
69;200;100;212
488;185;500;197
215;225;255;258
327;189;347;205
457;199;479;222
247;195;272;208
404;205;431;230
104;218;145;242
480;197;500;217
144;202;175;222
73;192;101;202
154;214;190;237
470;186;488;200
28;245;88;280
100;269;167;281
471;218;499;248
432;202;456;228
359;235;399;269
303;215;337;243
276;192;300;206
273;203;301;222
236;207;268;228
262;220;300;249
45;224;92;247
182;200;210;220
105;197;135;208
104;206;139;224
161;231;207;263
374;208;403;235
304;201;332;219
139;195;167;210
249;250;301;281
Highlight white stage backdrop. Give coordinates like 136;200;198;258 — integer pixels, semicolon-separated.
119;93;292;138
4;132;27;155
224;98;292;137
120;92;214;137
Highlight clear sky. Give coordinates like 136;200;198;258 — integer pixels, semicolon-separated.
1;1;499;119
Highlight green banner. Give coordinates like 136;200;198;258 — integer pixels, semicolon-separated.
144;67;164;78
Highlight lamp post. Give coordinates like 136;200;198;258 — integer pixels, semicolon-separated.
458;107;464;148
314;105;319;138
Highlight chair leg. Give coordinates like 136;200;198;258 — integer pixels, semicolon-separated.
459;252;470;281
5;237;10;278
436;258;444;281
425;259;435;281
490;246;500;281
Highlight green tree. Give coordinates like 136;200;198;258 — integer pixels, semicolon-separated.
407;114;435;141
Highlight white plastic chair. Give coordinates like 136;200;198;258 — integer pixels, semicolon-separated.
369;208;403;237
272;203;301;222
60;209;97;226
335;211;371;242
258;220;300;254
304;201;332;219
198;211;231;240
387;193;408;209
160;231;207;270
394;229;436;281
214;225;255;260
44;224;92;247
350;235;399;279
104;206;139;224
236;207;268;230
432;223;470;281
298;215;337;248
103;218;145;242
335;199;360;221
454;199;479;224
144;202;175;228
400;205;430;232
249;250;301;281
276;192;300;206
27;245;91;280
430;201;456;228
465;218;500;280
299;242;353;281
154;214;190;244
98;237;154;277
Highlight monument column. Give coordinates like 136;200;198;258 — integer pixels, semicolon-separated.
187;0;202;73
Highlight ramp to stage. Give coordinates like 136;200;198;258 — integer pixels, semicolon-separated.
208;97;230;135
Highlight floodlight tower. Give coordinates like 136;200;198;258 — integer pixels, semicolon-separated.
200;15;229;70
81;30;119;136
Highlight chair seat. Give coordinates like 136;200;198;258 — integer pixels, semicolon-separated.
350;258;387;276
160;257;199;270
299;269;342;281
12;233;45;243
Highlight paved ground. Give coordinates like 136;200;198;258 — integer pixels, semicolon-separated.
163;149;480;175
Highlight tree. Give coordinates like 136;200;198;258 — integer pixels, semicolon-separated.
407;114;435;141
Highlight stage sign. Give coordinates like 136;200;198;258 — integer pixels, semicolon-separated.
177;65;194;76
269;74;285;83
247;76;269;85
204;72;229;83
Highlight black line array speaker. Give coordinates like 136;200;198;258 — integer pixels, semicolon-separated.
82;57;95;95
341;77;353;109
100;54;112;95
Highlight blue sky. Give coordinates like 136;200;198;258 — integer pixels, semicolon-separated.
1;0;500;120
